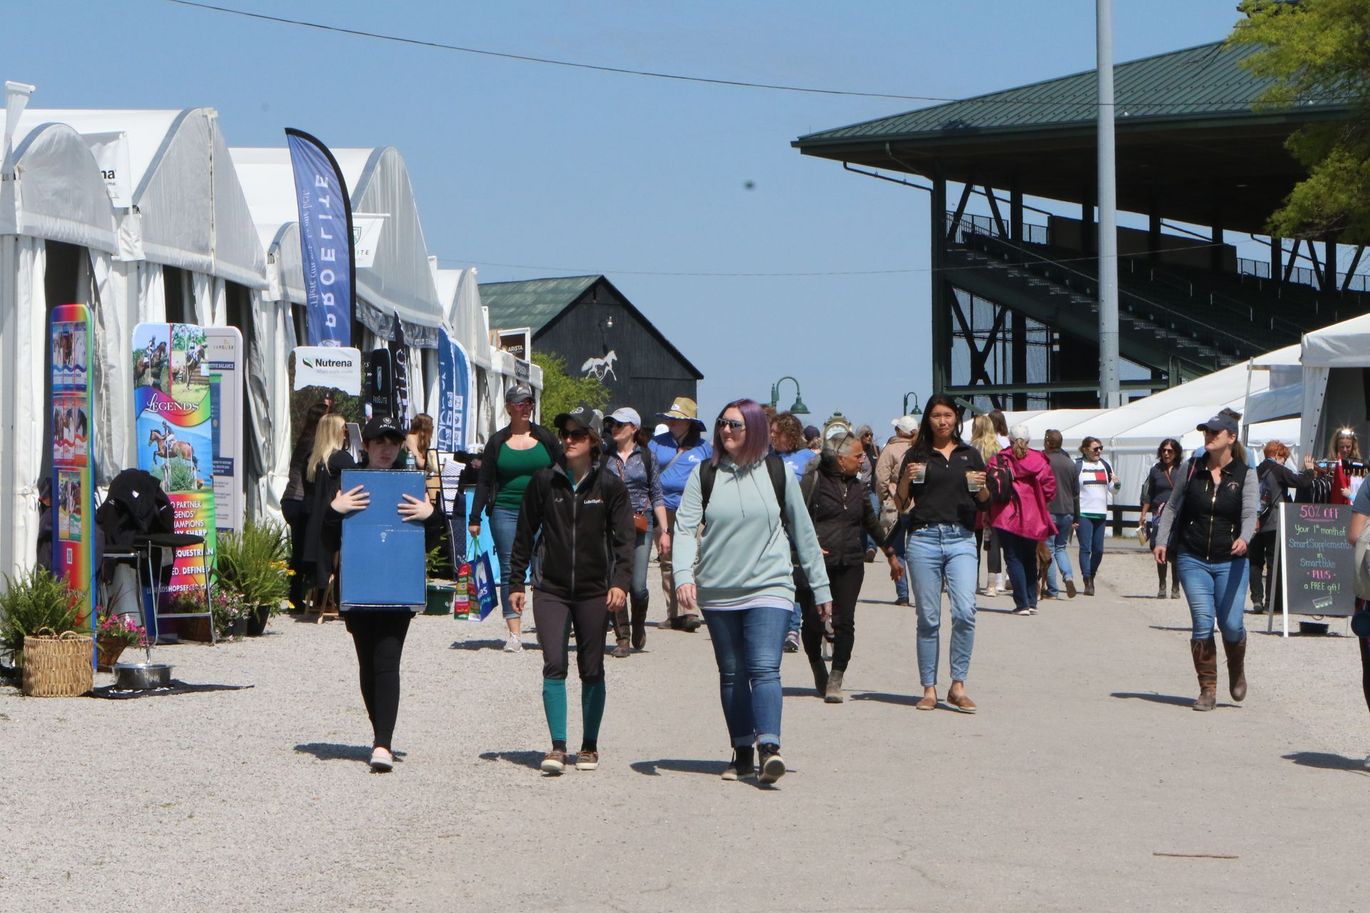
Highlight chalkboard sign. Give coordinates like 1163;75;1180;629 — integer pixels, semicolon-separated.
1278;502;1355;619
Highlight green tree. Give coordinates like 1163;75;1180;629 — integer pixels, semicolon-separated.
532;351;609;422
1231;0;1370;239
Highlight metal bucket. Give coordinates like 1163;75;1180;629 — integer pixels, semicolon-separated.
112;662;173;690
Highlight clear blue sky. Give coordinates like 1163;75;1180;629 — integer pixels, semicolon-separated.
5;0;1242;430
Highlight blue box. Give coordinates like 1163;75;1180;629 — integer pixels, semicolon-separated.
339;469;427;608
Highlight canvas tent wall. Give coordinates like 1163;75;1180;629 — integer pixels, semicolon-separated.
0;117;118;580
1300;314;1370;460
0;106;270;573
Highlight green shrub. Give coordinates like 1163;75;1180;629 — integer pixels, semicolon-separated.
215;520;290;615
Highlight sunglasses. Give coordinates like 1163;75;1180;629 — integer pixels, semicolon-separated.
716;418;745;431
559;429;590;442
508;400;534;409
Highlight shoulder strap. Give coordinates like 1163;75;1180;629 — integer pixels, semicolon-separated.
766;454;788;515
799;459;820;511
641;446;654;494
1075;457;1084;472
699;461;718;517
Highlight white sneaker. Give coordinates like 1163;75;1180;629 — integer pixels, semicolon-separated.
369;747;394;772
504;635;523;653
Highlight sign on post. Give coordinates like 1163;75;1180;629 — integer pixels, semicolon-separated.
50;304;96;636
1278;501;1356;637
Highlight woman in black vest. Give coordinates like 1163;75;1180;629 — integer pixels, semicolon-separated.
1154;413;1259;712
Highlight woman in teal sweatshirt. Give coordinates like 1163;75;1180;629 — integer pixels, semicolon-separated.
673;398;832;785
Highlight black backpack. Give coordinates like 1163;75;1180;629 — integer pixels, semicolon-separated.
699;454;791;533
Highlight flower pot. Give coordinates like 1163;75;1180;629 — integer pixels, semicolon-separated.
96;636;129;672
244;606;271;637
425;583;456;616
227;618;248;639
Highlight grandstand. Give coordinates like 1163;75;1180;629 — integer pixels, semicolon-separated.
793;39;1365;409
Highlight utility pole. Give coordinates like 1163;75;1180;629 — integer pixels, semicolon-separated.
1096;0;1122;408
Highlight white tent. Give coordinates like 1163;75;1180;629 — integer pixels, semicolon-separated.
1300;313;1370;458
0;116;118;579
1;105;271;576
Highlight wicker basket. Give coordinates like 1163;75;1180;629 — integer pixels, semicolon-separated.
22;631;94;697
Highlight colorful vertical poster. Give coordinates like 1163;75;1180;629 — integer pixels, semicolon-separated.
50;303;96;630
436;328;471;453
202;327;243;532
132;322;217;594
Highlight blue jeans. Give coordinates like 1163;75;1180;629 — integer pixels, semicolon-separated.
1175;551;1248;643
1045;512;1074;595
489;506;521;620
630;526;651;605
1077;515;1107;578
905;524;978;686
890;520;909;601
999;529;1040;610
702;605;790;747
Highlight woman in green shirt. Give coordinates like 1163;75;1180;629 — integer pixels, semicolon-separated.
469;384;564;652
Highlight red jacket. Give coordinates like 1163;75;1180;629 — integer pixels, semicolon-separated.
989;447;1059;541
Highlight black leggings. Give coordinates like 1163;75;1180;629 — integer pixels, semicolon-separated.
797;563;864;671
533;590;610;682
345;611;412;750
1358;600;1370;714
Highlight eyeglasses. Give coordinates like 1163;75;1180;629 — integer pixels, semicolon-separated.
509;400;534;409
602;419;618;429
560;429;590;442
716;418;745;431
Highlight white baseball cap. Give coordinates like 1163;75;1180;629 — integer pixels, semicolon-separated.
891;415;919;435
608;407;641;427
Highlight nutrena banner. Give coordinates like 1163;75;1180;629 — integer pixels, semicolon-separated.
286;128;355;347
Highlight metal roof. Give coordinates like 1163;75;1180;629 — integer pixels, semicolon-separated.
478;275;601;333
796;41;1346;146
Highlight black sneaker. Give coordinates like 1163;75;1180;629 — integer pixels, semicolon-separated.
721;747;755;781
893;597;910;606
758;743;786;784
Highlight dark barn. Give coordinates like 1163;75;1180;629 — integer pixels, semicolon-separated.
479;275;702;418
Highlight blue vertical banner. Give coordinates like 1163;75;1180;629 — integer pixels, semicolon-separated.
436;329;471;452
286;128;355;347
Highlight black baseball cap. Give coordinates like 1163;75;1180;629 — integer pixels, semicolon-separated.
362;414;404;442
554;403;602;437
504;383;534;405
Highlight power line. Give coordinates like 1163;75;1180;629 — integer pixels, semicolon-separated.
164;1;1319;112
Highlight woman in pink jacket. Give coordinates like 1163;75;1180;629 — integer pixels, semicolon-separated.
989;424;1058;615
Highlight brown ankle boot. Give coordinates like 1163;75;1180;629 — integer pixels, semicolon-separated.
610;608;631;658
1083;576;1095;596
1222;635;1247;702
1191;638;1218;711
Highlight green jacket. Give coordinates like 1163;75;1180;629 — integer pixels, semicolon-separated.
672;457;832;606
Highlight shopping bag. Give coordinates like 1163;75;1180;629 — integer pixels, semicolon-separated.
452;558;474;620
471;549;498;620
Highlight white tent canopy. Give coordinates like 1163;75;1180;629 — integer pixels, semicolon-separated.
1300;313;1370;456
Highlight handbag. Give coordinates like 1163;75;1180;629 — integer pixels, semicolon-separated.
633;513;649;534
471;546;498;620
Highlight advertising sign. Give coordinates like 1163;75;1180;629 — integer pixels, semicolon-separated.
132;322;217;595
1278;502;1356;635
50;304;96;631
292;346;362;395
436;328;471;453
203;327;243;532
286;128;355;347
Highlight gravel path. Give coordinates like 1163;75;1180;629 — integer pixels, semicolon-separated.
3;543;1366;912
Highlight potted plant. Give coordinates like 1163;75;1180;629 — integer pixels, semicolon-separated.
0;567;85;675
424;545;456;616
95;611;145;670
0;567;92;696
210;588;251;640
215;520;291;635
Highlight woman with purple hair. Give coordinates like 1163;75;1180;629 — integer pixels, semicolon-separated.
672;399;832;785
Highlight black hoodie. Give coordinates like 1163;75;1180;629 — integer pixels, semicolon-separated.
508;460;634;600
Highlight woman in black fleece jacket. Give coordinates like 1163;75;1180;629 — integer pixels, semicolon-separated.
507;405;634;775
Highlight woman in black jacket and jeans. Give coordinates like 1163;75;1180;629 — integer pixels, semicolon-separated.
1139;438;1183;600
508;405;634;775
1154;413;1259;712
796;428;903;703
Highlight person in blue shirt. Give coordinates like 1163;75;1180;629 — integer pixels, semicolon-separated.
647;396;712;632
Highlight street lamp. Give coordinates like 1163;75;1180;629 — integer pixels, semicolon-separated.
902;392;922;416
769;376;809;415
